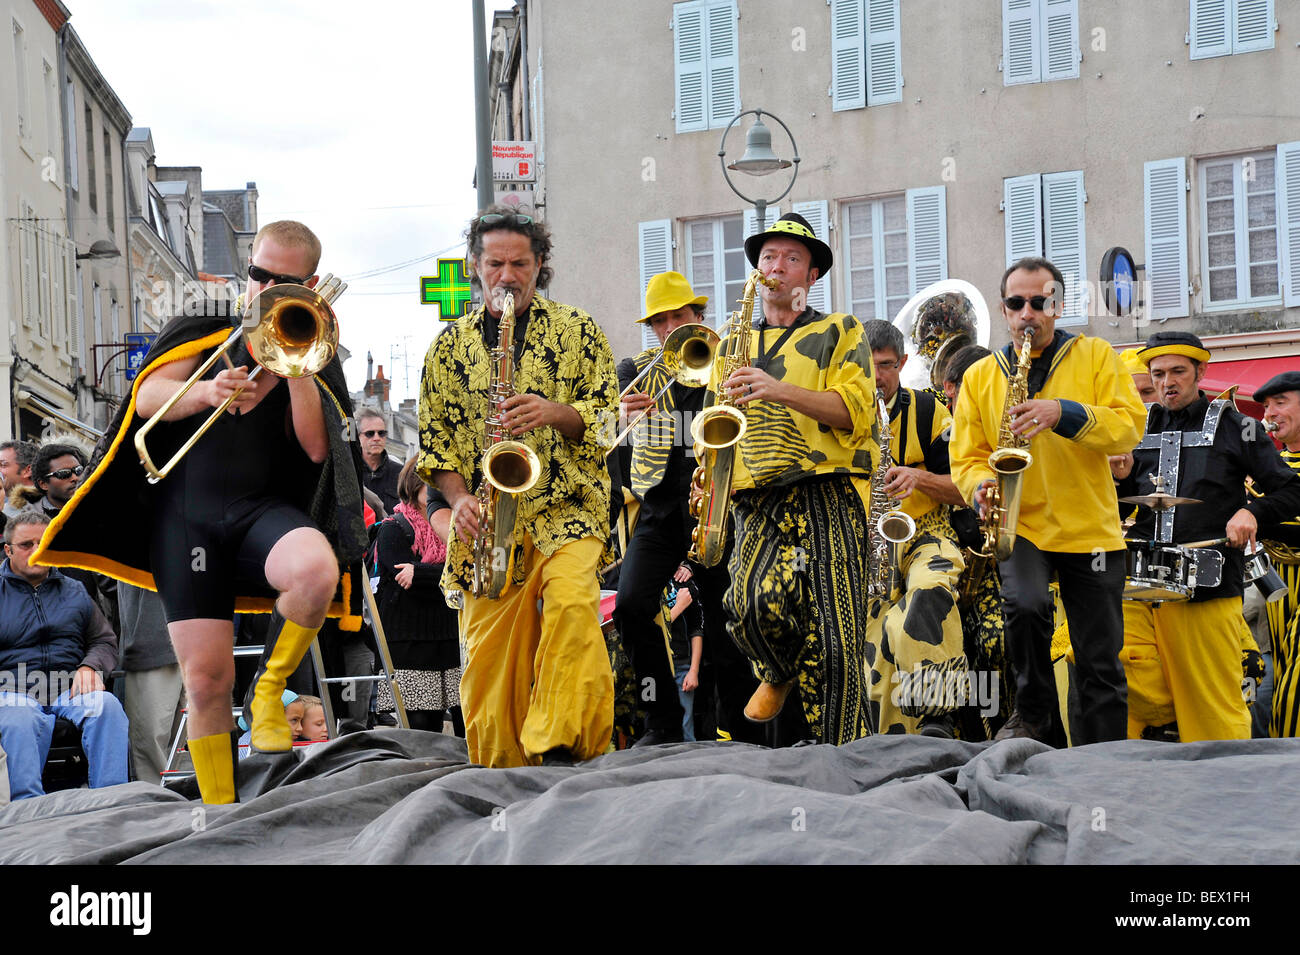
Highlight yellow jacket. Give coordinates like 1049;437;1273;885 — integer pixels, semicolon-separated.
888;387;953;522
950;332;1145;554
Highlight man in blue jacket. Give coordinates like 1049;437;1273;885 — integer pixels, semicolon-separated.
0;508;127;799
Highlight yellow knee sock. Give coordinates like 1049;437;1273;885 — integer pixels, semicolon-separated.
250;610;321;752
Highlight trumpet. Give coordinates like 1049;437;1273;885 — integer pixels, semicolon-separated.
607;323;719;455
135;276;345;483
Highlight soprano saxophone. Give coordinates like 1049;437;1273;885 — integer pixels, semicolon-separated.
687;269;778;567
867;389;917;602
473;292;541;598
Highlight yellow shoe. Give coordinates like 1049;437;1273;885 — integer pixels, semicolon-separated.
248;609;320;752
744;679;795;723
189;732;237;804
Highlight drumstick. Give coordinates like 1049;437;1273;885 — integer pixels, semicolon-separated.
1182;537;1227;548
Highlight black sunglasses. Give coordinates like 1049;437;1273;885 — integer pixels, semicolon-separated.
1002;295;1054;311
362;429;388;438
478;212;534;227
248;262;309;286
44;465;86;481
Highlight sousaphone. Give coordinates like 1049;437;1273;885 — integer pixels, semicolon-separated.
891;279;990;392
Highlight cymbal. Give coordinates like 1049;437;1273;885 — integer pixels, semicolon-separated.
1118;491;1202;509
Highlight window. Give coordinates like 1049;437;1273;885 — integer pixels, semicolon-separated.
13;19;29;142
1002;0;1078;86
1199;152;1280;308
85;106;97;213
64;79;78;191
1190;0;1274;59
841;187;948;322
43;60;58;167
1003;172;1087;324
104;128;115;236
685;214;747;328
829;0;902;110
673;0;739;133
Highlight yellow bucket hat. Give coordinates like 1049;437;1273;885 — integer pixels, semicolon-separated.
640;271;708;324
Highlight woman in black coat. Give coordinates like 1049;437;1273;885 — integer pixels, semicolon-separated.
374;458;463;735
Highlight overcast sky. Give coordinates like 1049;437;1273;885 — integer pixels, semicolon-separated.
71;0;515;404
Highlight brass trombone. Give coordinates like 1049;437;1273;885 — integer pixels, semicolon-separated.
135;276;346;483
607;322;719;454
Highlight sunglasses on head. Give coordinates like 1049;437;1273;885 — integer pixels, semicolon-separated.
1002;295;1054;311
44;465;85;481
248;263;309;286
362;429;387;438
478;212;534;227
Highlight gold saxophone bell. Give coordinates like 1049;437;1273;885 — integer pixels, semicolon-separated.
135;277;346;483
482;440;541;494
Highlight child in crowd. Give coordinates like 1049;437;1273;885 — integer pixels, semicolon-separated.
235;691;302;758
296;695;330;742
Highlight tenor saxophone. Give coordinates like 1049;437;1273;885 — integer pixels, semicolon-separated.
867;389;917;602
687;269;777;567
473;292;541;599
957;330;1035;604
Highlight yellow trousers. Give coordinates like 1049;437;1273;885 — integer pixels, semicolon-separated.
460;535;614;767
1121;596;1251;742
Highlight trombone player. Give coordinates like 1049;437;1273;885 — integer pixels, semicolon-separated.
613;272;760;746
34;221;367;804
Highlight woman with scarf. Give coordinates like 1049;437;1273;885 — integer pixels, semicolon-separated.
374;458;463;735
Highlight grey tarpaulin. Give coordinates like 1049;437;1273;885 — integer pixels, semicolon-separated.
2;731;1298;864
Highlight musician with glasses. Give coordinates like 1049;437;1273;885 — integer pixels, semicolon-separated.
35;220;367;804
612;272;760;746
1116;334;1300;742
417;206;617;768
358;409;401;515
950;257;1146;745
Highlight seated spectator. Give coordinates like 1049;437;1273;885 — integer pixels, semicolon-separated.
0;508;128;800
296;695;329;742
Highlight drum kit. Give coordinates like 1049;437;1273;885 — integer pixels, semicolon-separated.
1120;475;1285;604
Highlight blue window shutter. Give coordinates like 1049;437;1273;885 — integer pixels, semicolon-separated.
1144;157;1190;320
830;0;866;111
906;186;948;293
1277;141;1300;308
1003;0;1040;85
706;1;740;128
1190;0;1231;59
1043;171;1087;325
865;0;902;105
793;200;832;311
1004;174;1043;266
1233;0;1274;53
674;2;707;133
1043;0;1079;81
639;219;673;350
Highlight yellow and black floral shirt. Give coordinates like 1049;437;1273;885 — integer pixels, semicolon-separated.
704;310;879;491
417;296;618;592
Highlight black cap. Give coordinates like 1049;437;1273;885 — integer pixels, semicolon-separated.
1254;371;1300;403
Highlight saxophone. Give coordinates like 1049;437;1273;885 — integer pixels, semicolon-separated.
867;390;917;602
687;269;778;567
473;292;541;598
960;328;1035;603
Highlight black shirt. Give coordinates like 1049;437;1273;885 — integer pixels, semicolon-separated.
1118;394;1300;602
362;451;402;516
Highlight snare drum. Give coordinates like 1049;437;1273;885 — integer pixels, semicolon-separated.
1124;541;1195;603
1123;540;1224;603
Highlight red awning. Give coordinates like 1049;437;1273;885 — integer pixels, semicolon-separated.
1199;357;1298;418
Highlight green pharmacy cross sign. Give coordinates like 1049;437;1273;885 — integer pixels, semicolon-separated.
421;258;473;320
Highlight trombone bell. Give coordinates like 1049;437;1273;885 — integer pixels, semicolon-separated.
135;280;343;483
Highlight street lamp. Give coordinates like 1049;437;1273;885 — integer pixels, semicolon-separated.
718;109;800;235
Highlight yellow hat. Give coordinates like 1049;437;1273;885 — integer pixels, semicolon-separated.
640;271;708;324
1118;348;1147;377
